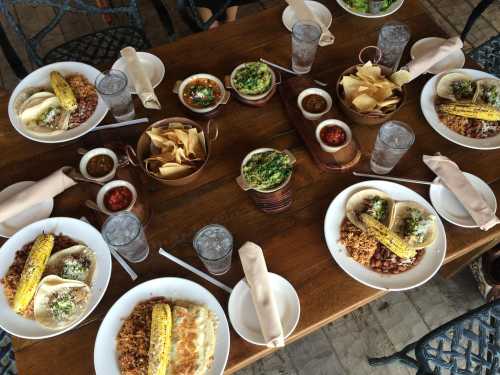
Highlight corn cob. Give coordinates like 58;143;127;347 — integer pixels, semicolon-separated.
438;103;500;121
361;214;416;259
50;71;77;112
13;234;54;313
148;304;172;375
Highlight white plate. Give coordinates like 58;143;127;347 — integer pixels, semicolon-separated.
8;62;108;144
282;1;332;32
228;273;300;346
429;172;497;228
0;217;112;339
411;37;465;75
111;52;165;94
420;68;500;150
336;0;404;18
94;277;230;375
0;181;53;238
324;180;446;291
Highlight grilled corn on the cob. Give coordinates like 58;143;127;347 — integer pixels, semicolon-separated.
13;233;54;313
148;304;172;375
361;214;416;259
438;103;500;121
50;71;77;112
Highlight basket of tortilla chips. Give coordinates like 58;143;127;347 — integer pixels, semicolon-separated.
336;61;406;126
127;117;216;186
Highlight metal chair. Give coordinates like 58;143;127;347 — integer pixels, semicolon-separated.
368;299;500;374
0;0;174;78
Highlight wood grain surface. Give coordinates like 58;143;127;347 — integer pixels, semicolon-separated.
1;0;500;374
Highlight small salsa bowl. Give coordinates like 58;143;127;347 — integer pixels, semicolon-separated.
178;73;228;114
315;119;352;153
297;87;332;121
96;180;137;215
79;147;118;183
229;62;276;101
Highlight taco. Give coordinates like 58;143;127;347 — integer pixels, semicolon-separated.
390;201;437;249
345;188;395;230
473;78;500;109
34;275;91;330
436;72;475;101
44;245;96;285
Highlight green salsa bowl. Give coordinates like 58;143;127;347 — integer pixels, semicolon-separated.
230;62;276;101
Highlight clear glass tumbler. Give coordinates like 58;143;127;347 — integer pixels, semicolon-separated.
370;121;415;175
95;69;135;122
292;20;321;74
377;21;411;68
193;224;233;275
102;211;149;262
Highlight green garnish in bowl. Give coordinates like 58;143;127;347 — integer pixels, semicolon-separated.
233;62;273;96
242;150;292;191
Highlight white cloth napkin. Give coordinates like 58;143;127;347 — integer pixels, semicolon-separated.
0;167;76;223
120;47;161;110
285;0;335;46
406;37;463;81
423;154;500;230
239;241;285;348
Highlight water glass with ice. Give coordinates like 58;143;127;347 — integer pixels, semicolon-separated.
292;20;321;74
370;121;415;175
102;211;149;263
95;69;135;122
193;224;233;275
377;21;411;68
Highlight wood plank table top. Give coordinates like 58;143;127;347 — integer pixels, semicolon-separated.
2;0;500;374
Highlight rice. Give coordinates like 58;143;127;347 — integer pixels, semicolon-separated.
339;218;378;266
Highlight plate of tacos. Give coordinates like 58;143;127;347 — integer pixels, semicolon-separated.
421;68;500;149
8;62;108;143
0;217;112;339
324;181;446;291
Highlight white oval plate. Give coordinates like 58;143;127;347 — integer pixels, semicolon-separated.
429;172;497;228
94;277;230;375
411;37;465;75
282;1;332;32
0;217;112;339
335;0;404;18
324;180;446;291
228;273;300;346
420;68;500;150
0;181;53;238
8;62;108;144
111;52;165;95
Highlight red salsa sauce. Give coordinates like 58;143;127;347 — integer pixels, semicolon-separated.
104;186;133;212
320;125;347;147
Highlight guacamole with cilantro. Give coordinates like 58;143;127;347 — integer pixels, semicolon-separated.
243;150;292;190
233;62;273;96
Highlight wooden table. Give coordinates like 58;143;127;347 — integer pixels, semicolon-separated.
2;0;500;373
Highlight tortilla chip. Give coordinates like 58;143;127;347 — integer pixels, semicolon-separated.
352;94;378;112
158;163;195;178
187;128;205;159
341;75;364;100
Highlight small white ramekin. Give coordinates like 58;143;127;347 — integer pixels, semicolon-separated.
297;88;332;121
96;180;137;215
315;119;352;153
79;148;118;183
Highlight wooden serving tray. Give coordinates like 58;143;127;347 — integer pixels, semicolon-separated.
278;76;361;172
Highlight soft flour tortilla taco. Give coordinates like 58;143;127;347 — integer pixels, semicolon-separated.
436;72;475;101
473;78;500;108
390;201;437;249
45;245;96;285
34;275;91;330
345;188;394;230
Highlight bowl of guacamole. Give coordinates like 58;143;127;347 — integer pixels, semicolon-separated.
337;0;404;18
230;62;275;100
240;148;294;192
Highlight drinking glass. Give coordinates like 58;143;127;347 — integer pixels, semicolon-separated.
377;21;411;68
193;224;233;275
292;20;321;74
102;211;149;262
370;121;415;175
95;69;135;122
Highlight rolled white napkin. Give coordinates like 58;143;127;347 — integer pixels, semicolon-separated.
406;37;463;81
120;47;161;110
0;167;76;223
285;0;335;46
239;241;285;348
423;154;500;231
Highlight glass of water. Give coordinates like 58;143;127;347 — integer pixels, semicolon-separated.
95;69;135;122
292;20;321;74
370;121;415;175
102;211;149;263
193;224;233;275
377;21;411;68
